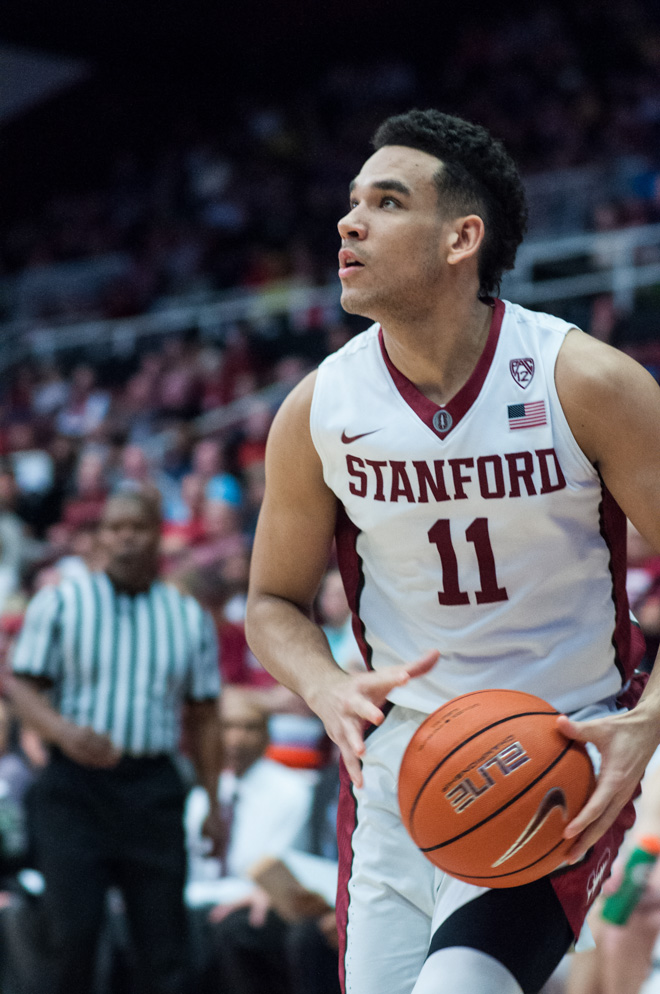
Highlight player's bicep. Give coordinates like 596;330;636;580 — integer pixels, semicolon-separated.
558;331;660;551
249;373;337;611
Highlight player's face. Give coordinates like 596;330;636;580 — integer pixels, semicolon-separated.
337;145;450;322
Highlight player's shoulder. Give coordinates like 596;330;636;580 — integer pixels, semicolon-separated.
267;370;318;449
556;327;660;463
501;298;575;340
557;326;657;397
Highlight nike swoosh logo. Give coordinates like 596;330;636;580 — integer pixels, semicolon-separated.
341;429;381;444
491;788;568;867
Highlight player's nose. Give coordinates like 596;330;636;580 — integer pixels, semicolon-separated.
337;208;367;241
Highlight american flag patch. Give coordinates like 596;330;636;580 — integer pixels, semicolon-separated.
507;400;547;429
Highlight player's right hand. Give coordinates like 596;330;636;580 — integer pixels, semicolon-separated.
310;650;439;788
58;724;122;768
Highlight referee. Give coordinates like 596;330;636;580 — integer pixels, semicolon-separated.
7;490;222;994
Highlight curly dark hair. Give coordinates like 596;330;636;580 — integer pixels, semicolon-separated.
372;109;528;298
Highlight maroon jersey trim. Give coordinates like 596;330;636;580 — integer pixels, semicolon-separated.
334;504;372;671
378;297;505;440
598;480;643;684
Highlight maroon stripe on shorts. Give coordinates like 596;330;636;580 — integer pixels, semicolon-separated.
552;667;647;937
336;757;357;994
550;792;637;938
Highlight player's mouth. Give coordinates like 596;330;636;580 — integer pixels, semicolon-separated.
339;249;365;279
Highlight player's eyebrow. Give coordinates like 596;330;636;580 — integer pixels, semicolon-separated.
349;178;412;196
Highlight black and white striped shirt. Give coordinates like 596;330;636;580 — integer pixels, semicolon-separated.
12;570;221;756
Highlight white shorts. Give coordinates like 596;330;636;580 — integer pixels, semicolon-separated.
336;699;636;994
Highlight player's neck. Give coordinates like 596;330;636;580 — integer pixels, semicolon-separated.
379;291;494;407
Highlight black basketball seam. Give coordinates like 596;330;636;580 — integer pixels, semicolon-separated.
418;738;574;851
408;709;559;826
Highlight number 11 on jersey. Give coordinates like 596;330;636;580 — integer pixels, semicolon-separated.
428;518;509;606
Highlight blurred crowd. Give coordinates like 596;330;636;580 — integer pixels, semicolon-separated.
5;3;660;328
0;325;352;628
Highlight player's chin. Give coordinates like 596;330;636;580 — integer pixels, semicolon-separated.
339;287;373;317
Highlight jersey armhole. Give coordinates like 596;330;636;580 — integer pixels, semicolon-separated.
548;329;599;479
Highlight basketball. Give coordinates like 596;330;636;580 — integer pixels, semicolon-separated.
398;688;596;888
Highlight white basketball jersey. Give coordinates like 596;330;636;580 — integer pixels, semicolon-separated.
310;299;637;714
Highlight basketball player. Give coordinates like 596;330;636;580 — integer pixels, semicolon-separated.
245;109;660;994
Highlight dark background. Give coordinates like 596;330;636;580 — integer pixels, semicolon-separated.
0;0;653;216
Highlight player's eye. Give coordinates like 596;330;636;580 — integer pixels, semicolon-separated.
381;196;399;208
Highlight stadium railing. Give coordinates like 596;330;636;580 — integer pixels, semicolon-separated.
2;223;660;377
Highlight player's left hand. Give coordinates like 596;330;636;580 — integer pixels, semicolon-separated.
556;707;659;863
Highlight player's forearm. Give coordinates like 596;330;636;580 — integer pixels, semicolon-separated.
245;592;348;708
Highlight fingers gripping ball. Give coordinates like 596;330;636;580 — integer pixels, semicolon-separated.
398;689;595;887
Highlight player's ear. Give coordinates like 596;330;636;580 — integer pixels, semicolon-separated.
446;215;485;267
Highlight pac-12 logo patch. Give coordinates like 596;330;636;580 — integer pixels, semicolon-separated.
510;358;535;388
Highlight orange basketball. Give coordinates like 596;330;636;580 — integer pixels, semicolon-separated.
398;688;595;888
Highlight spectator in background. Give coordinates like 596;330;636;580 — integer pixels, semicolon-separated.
627;520;660;673
185;687;314;994
30;365;70;421
159;422;193;488
6;490;223;994
198;346;226;413
176;557;329;775
191;437;242;507
117;373;160;448
55;365;110;439
0;698;34;872
161;473;208;559
177;564;274;692
0;696;47;994
0;470;28;614
61;451;108;531
192;498;245;568
214;326;260;406
114;443;162;504
157;339;201;419
194;546;331;775
6;423;57;538
234;398;273;473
